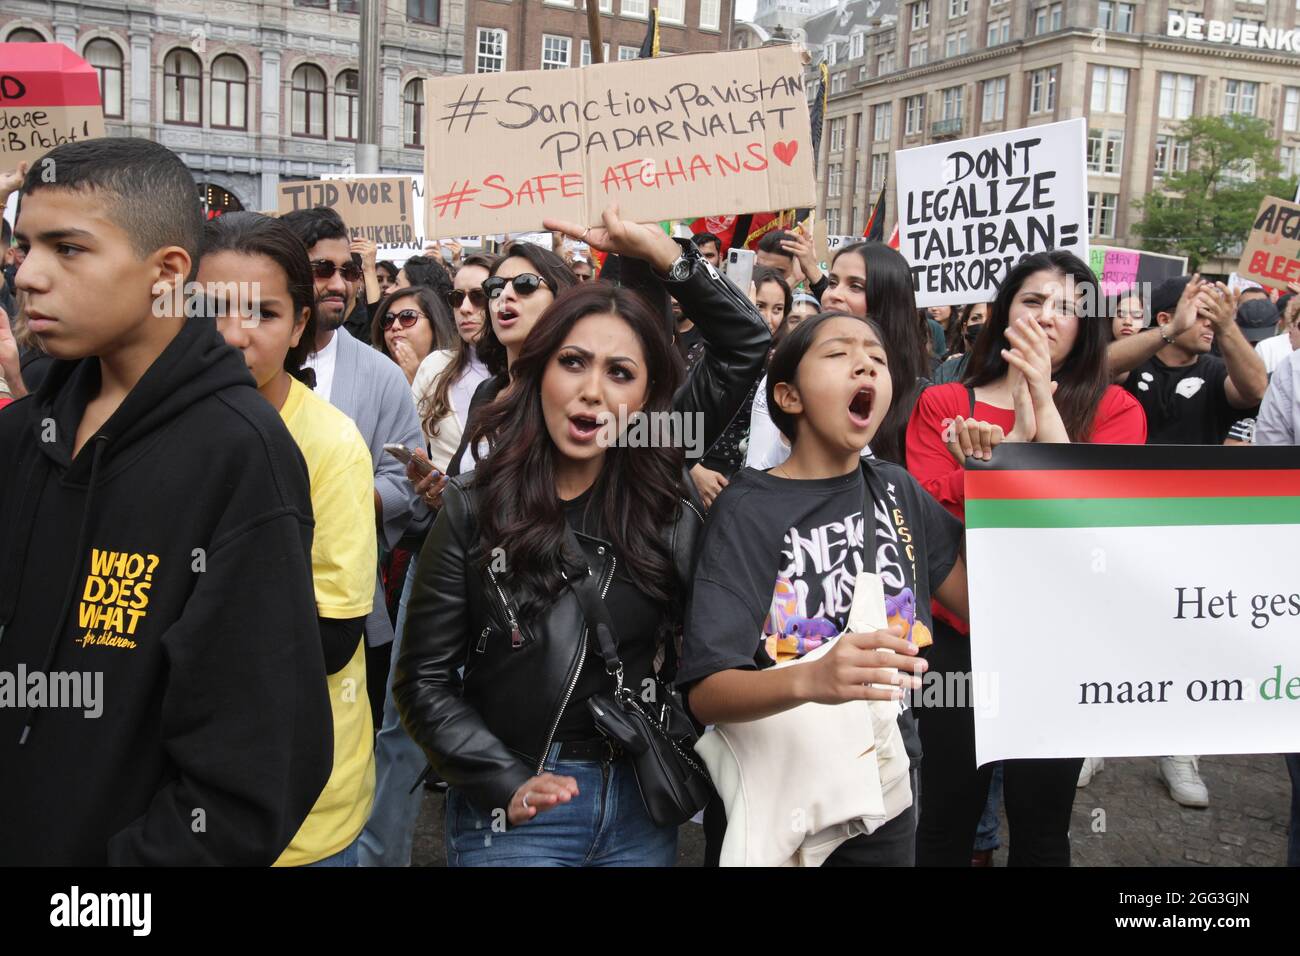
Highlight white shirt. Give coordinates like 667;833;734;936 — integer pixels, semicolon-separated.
303;330;341;403
450;355;491;430
1255;332;1294;376
745;374;872;470
410;350;494;472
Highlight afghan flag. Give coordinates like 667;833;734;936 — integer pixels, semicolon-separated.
639;9;660;59
862;185;887;241
964;444;1300;530
963;442;1300;767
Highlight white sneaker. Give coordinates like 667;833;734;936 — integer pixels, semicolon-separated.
1158;756;1209;807
1077;756;1105;788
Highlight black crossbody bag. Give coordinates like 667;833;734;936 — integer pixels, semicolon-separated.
566;554;711;829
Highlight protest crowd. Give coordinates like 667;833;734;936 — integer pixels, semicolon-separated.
1;44;1299;871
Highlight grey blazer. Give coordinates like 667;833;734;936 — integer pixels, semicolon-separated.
327;330;423;647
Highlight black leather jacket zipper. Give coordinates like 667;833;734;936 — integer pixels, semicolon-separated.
533;550;616;775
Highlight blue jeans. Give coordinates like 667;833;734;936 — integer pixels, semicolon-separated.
1287;754;1300;868
974;763;1004;852
358;559;427;867
444;744;678;867
303;834;360;867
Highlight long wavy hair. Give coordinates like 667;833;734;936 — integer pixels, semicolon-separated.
420;252;498;442
201;211;318;386
475;242;576;378
963;250;1110;442
831;242;927;465
468;283;686;621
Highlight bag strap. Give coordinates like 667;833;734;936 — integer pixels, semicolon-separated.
564;528;627;690
966;385;977;418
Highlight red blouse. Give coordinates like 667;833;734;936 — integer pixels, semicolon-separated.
906;382;1148;633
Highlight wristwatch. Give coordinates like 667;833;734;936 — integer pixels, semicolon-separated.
1158;324;1176;344
659;239;698;282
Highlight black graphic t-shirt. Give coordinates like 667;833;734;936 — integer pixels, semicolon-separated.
1123;354;1243;445
680;461;964;769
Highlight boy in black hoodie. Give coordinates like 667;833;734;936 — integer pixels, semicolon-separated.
0;138;333;864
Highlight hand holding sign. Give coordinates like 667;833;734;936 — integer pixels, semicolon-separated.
0;161;28;205
544;202;680;276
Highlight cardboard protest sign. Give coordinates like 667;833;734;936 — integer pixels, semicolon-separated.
964;444;1300;765
1238;195;1300;291
278;176;415;245
422;46;816;239
896;118;1088;308
1088;245;1187;300
0;43;106;174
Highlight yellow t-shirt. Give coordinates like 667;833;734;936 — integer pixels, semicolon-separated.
274;377;377;866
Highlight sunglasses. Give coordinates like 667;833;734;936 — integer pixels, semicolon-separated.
482;273;552;301
381;309;424;331
447;288;488;310
311;259;364;283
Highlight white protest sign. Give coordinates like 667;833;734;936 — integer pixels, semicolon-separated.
896;118;1088;308
964;444;1300;766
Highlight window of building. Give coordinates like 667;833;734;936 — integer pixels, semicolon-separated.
211;54;247;130
1154;134;1191;177
1223;79;1259;116
856;115;866;148
987;16;1011;45
982;76;1007;122
1098;1;1135;32
296;0;329;7
1090;66;1128;114
700;0;721;30
1088;192;1118;238
1284;88;1300;132
945;31;969;57
163;48;202;126
618;46;640;61
905;93;926;135
1029;68;1056;114
580;40;610;65
828;163;842;198
291;63;326;137
1281;146;1299;178
911;0;930;30
854;162;865;196
5;28;46;41
829;116;846;151
621;0;648;18
1158;73;1195;120
871;152;889;191
477;28;507;73
949;0;968;16
542;35;571;70
909;41;928;66
850;33;866;59
403;78;423;147
1087;128;1124;174
941;85;963;120
874;102;892;140
84;39;124;120
877;50;896;73
406;0;438;24
859;65;867;82
335;69;358;141
1034;3;1062;34
658;0;684;23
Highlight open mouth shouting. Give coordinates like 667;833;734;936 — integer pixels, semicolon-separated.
568;412;603;444
848;386;875;430
495;304;520;330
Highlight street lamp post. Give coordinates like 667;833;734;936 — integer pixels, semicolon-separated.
357;0;381;174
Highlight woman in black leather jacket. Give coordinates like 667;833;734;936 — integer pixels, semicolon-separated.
394;209;769;866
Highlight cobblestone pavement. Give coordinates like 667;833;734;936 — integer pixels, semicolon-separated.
411;753;1292;866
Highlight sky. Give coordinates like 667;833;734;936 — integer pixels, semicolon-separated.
735;0;757;22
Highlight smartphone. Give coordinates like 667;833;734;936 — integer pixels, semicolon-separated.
383;443;436;478
725;248;755;295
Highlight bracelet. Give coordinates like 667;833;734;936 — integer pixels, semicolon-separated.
1159;325;1176;345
